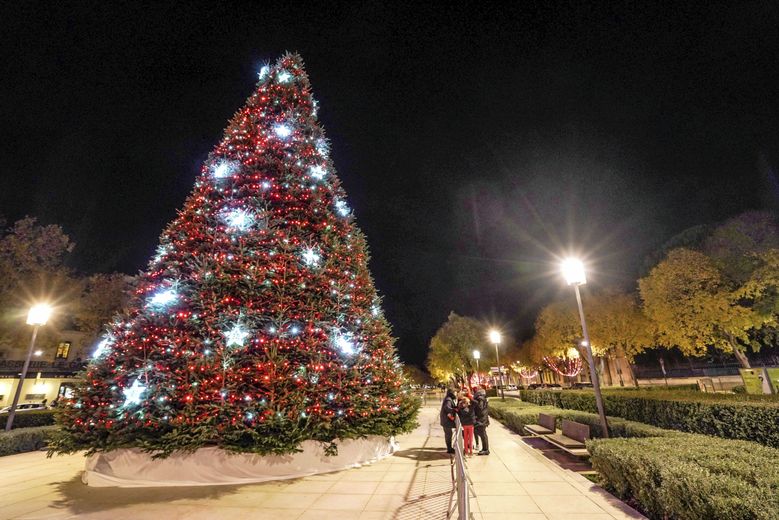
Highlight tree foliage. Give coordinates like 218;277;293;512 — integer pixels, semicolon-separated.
426;312;494;383
638;248;761;367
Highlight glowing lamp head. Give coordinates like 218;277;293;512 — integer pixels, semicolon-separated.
561;258;587;286
488;329;502;345
473;350;481;360
27;304;52;326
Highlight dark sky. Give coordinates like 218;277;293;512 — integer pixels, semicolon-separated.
2;2;779;366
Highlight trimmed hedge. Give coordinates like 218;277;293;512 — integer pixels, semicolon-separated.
489;398;679;439
589;436;779;520
519;389;779;447
0;426;58;456
0;410;56;429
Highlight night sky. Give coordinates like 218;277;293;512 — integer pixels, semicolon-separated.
2;2;779;366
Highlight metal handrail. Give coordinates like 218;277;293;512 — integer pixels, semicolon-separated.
448;415;474;520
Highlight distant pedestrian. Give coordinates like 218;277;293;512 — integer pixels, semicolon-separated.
473;385;490;455
440;387;457;454
457;395;476;455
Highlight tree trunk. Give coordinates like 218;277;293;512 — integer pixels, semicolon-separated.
733;349;751;369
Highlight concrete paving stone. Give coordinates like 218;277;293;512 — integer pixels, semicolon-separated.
476;494;542;513
521;481;584;496
510;471;566;482
326;481;380;495
309;493;371;511
299;510;363;520
545;514;616;520
380;470;417;482
480;514;548;520
357;512;397;520
533;494;608;514
363;493;407;511
471;481;528;496
338;470;386;482
261;492;320;509
371;481;415;495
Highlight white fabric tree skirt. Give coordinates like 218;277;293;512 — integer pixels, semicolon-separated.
82;436;398;487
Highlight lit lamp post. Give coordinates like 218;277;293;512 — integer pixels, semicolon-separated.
488;329;504;400
473;350;481;386
561;259;609;437
5;304;52;432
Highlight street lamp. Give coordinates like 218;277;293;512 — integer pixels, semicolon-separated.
561;258;609;437
473;350;481;385
5;304;52;431
488;329;504;400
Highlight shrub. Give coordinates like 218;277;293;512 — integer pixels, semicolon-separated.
0;426;58;457
732;385;746;394
488;398;679;439
589;436;779;520
0;410;56;429
519;389;779;447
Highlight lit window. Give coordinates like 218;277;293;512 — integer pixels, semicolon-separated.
55;341;71;360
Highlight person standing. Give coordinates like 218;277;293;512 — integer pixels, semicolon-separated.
473;385;490;455
457;395;476;455
440;387;457;454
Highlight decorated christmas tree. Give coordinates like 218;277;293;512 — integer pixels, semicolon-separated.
54;53;418;457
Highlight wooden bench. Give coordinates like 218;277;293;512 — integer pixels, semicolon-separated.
544;419;590;457
524;413;556;436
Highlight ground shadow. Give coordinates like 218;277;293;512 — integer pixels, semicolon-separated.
51;472;313;516
392;447;452;462
521;437;592;472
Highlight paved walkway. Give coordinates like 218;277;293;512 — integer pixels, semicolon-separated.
0;405;643;519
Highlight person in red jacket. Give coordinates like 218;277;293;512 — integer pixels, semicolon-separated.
457;395;476;455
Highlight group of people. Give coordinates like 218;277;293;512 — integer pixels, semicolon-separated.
440;385;490;456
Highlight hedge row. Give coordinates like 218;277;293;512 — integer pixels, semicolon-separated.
0;426;58;456
519;389;779;447
589;436;779;520
0;410;56;430
488;398;679;439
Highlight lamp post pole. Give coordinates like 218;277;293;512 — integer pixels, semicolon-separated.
473;350;481;386
563;259;609;438
6;304;52;432
488;330;504;400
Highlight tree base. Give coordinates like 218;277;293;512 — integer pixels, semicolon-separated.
82;436;397;487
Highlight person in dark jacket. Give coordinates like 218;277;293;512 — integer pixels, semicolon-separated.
457;396;476;455
473;386;490;455
440;387;457;453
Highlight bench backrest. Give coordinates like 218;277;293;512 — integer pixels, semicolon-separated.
538;413;556;432
561;420;590;442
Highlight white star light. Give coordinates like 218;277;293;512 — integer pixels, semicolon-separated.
92;336;114;359
274;123;293;139
371;305;381;317
334;198;350;217
277;70;293;83
147;288;178;308
258;65;270;80
301;247;321;267
332;330;357;356
309;165;327;180
316;139;329;157
222;208;254;232
122;379;146;407
211;159;240;179
224;323;251;348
